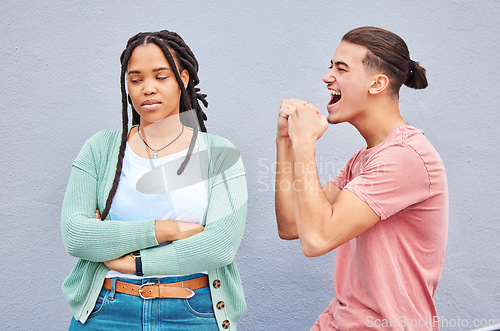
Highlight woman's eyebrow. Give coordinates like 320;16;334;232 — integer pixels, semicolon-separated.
128;67;172;74
153;67;172;73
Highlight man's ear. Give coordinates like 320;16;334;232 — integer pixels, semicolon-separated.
368;74;389;95
181;69;189;88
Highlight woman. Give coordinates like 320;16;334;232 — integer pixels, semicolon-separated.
61;30;247;330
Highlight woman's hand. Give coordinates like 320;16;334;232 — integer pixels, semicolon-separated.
104;254;136;274
95;209;204;243
95;209;204;273
155;220;204;243
102;220;203;273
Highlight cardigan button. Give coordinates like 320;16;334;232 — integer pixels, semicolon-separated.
213;279;221;289
222;320;230;329
216;301;225;310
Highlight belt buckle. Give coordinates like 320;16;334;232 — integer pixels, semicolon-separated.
139;281;156;300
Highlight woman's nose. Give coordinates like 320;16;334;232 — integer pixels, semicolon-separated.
143;79;156;94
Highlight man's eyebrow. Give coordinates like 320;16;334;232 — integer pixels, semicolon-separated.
334;61;349;67
127;67;172;74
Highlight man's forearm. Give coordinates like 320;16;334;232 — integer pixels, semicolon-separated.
275;138;298;239
292;143;334;256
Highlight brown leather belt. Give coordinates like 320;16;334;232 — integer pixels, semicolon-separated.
103;275;208;299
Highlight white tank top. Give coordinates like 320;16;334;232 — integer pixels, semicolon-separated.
106;141;208;279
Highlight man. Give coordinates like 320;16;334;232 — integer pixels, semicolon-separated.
275;26;448;330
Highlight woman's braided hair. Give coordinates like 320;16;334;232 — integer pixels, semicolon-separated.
100;30;208;221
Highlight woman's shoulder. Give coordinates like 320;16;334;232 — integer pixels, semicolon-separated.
75;129;122;164
86;129;123;146
198;132;245;177
78;129;123;154
198;132;237;148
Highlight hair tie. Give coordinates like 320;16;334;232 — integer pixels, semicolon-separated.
410;60;417;72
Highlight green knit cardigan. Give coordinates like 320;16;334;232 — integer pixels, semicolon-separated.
61;129;247;330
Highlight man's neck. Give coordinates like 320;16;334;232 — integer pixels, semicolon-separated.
352;99;407;149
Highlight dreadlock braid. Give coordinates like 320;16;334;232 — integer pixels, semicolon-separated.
99;30;208;221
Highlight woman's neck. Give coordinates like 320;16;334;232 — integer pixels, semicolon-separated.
128;114;193;159
138;114;184;145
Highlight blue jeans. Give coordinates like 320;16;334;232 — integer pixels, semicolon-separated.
69;273;218;330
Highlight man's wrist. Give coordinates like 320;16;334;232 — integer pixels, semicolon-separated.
276;136;292;145
292;140;316;158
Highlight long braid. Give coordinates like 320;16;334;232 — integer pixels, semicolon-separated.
99;39;140;221
148;36;199;174
100;30;209;219
155;30;208;131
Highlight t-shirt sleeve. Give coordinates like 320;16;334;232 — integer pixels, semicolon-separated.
344;145;431;220
330;150;363;190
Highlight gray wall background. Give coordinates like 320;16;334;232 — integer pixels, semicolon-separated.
1;1;499;330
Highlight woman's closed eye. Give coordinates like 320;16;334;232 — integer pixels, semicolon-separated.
128;76;142;83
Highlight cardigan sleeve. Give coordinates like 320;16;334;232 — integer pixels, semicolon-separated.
61;131;158;262
140;140;247;275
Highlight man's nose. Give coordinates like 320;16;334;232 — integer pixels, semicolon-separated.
323;69;336;84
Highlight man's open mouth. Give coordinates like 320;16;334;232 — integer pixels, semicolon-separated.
328;89;341;106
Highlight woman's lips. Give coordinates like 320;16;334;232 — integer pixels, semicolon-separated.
141;100;161;111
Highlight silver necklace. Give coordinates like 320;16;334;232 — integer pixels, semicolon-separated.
137;125;185;159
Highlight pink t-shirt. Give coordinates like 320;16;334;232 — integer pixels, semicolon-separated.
313;125;448;331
